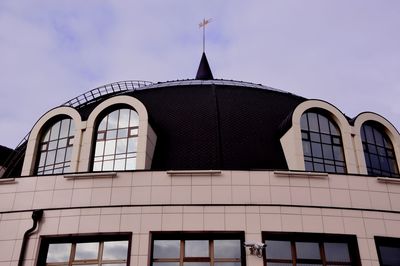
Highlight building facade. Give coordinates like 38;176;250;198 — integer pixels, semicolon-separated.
1;54;400;266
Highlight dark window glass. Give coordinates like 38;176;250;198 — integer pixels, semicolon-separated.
375;236;400;266
36;118;75;175
263;233;360;266
301;111;346;173
37;234;131;266
151;232;244;266
361;122;399;178
93;108;139;171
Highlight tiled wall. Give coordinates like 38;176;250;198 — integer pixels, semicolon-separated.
1;170;400;266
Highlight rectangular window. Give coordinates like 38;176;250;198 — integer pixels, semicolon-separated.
262;232;361;266
375;236;400;266
37;233;131;266
150;231;245;266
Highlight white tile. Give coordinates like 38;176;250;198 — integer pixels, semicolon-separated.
282;214;302;231
110;187;131;205
140;213;162;233
161;213;182;230
192;186;211;204
204;213;225;230
32;190;53;209
212;186;232;204
343;217;366;237
71;188;92;207
151;186;171;204
79;215;100;233
131;186;151;204
322;216;344;233
225;213;246;230
232;186;250;204
99;214;121;232
120;214;141;233
231;171;250;185
91;187;112;206
302;215;323;232
171;186;191;204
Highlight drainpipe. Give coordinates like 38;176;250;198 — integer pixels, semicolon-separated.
18;209;43;266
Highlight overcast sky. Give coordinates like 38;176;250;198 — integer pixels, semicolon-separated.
1;0;399;148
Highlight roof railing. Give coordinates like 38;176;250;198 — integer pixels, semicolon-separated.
62;80;153;109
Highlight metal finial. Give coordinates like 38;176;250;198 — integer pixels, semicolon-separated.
199;18;212;53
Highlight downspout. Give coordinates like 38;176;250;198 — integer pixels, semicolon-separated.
18;209;43;266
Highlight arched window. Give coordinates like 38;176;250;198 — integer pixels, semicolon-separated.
361;122;399;177
301;111;346;173
36;118;75;175
93;108;139;171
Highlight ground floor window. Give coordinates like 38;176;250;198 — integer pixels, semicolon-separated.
150;231;245;266
37;233;131;266
375;236;400;266
262;232;361;266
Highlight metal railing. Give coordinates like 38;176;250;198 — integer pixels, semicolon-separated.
62;80;153;109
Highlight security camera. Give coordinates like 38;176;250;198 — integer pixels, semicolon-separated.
244;241;266;258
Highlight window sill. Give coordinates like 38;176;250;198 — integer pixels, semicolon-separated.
377;176;400;184
274;170;328;178
64;172;117;179
167;170;222;176
0;178;16;184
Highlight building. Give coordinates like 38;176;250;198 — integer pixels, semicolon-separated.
1;53;400;266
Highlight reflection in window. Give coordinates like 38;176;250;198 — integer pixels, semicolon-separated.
301;111;346;173
93;108;139;171
375;236;400;266
151;233;244;266
36;118;75;175
263;233;360;266
361;122;399;178
41;238;129;265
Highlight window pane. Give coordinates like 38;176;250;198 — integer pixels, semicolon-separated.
153;263;179;266
59;119;71;138
185;240;209;257
107;110;119;129
50;121;61;140
318;114;330;134
379;246;400;266
153;240;180;259
308;113;318;132
295;242;320;259
119;109;130;128
324;242;350;262
103;241;129;260
46;243;71;262
183;263;210;266
104;140;116;155
265;240;292;260
75;242;99;260
214;240;241;259
129;110;139;126
300;114;308;130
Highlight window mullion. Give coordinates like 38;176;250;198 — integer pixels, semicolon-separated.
210;240;214;266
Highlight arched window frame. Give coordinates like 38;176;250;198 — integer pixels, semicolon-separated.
300;109;347;173
353;112;400;176
92;106;139;171
80;95;156;172
22;107;83;176
280;100;357;173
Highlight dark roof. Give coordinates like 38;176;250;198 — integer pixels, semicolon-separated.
4;79;307;177
80;80;306;170
195;53;214;80
0;145;14;166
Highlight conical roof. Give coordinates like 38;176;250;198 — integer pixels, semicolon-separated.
195;52;214;80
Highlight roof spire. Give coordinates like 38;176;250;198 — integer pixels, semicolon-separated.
196;52;214;80
196;18;214;80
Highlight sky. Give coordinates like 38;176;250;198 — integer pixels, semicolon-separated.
1;0;399;148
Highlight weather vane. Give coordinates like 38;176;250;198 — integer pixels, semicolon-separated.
199;18;212;53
